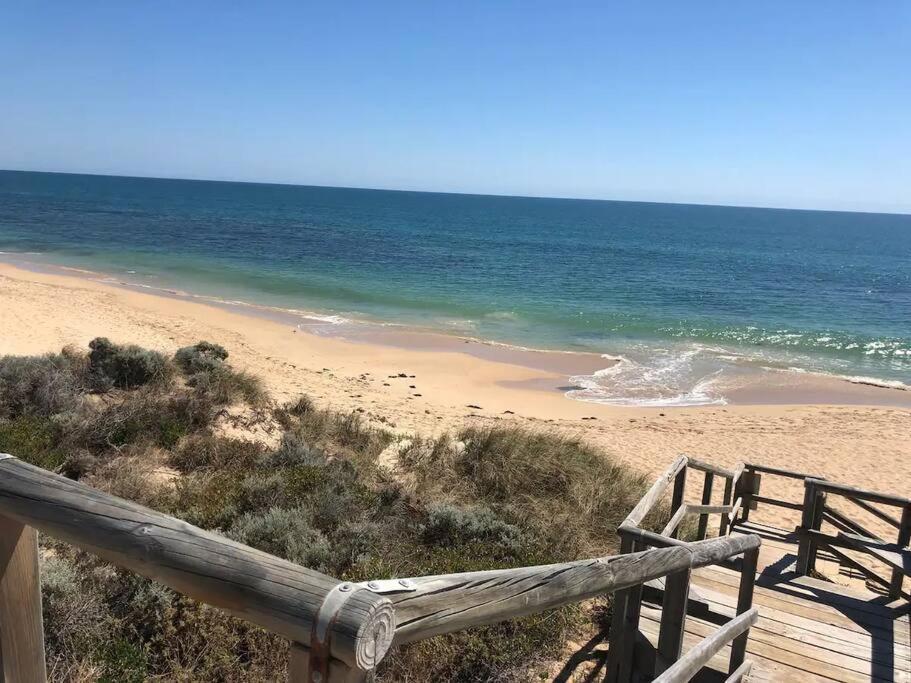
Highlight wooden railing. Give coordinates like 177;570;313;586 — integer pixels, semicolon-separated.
609;455;761;683
730;460;910;601
796;478;910;599
0;453;761;682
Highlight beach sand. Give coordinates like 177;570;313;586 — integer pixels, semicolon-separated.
1;261;909;523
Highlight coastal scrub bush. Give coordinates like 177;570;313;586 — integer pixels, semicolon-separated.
174;340;265;407
88;337;172;390
0;349;89;418
228;507;332;570
421;503;525;553
169;433;266;472
174;341;228;375
66;389;201;451
398;426;648;558
0;415;66;470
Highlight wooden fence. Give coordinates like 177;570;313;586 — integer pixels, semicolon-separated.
0;453;761;683
732;460;910;600
610;455;760;683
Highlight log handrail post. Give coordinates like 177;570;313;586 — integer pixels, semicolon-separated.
719;475;734;536
729;545;758;673
0;514;47;683
890;504;911;599
797;480;824;575
655;567;691;676
697;471;714;540
606;532;645;683
737;466;754;524
669;465;687;540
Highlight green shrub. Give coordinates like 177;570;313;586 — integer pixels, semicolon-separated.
88;337;172;390
41;554;115;676
0;415;65;470
269;429;325;467
0;349;89;418
174;341;229;375
186;365;265;406
421;503;525;553
399;426;648;558
67;391;198;450
170;434;266;472
228;507;332;570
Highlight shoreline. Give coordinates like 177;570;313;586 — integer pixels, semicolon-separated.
2;253;910;409
2;259;909;507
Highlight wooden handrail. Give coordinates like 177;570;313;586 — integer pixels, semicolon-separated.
845;495;902;529
0;456;394;674
744;463;822;481
686;457;737;480
651;608;758;683
388;534;760;644
806;478;911;508
623;455;688;528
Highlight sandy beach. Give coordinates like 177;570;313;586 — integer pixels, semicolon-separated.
1;260;909;512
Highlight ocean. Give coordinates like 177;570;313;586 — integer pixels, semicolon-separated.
1;170;909;406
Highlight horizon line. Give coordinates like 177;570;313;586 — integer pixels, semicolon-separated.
2;167;909;218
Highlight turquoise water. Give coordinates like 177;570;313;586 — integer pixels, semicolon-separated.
1;170;909;405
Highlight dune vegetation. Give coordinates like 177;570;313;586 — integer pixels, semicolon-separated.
0;339;651;682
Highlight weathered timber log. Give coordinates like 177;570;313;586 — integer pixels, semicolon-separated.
686;504;733;516
0;456;393;672
655;567;691;675
744;463;822;480
651;607;758;683
0;514;46;683
823;506;884;542
724;660;753;683
844;495;902;529
697;472;715;540
661;504;689;537
389;533;759;644
808;478;911;508
750;495;803;511
623;455;688;528
686;458;736;480
719;474;735;536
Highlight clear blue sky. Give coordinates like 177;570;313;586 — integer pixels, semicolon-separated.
1;2;909;212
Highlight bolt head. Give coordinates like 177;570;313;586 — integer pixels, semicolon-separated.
367;581;380;590
338;583;352;592
398;579;413;588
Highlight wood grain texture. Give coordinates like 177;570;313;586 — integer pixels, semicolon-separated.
0;458;391;671
651;608;758;683
0;515;46;683
809;478;911;508
623;455;687;528
697;472;715;540
687;458;736;480
655;568;690;675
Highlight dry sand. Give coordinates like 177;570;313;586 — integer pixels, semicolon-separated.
1;262;909;516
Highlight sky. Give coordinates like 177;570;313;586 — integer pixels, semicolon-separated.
1;2;909;213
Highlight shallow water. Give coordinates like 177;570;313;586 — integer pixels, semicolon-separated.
1;170;909;405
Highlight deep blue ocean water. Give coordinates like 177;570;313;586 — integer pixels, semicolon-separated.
1;170;909;405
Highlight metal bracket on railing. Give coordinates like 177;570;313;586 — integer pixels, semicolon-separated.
358;578;418;594
0;453;14;461
309;582;363;683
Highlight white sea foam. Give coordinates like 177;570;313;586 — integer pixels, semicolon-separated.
566;345;728;407
839;375;910;391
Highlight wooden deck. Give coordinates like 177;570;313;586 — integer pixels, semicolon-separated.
638;521;911;682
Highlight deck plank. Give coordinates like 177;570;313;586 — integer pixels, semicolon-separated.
628;519;911;681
